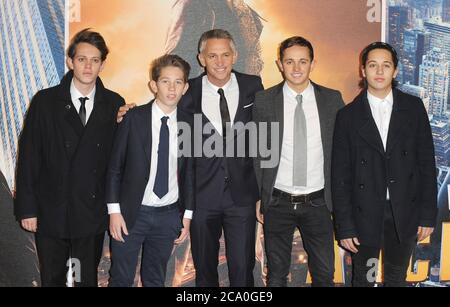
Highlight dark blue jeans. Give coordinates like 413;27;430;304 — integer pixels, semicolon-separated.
109;204;181;287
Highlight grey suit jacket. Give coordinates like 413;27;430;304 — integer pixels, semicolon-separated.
253;81;344;213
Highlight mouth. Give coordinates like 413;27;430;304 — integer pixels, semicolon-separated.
214;68;227;73
374;78;385;82
167;94;177;100
291;73;303;78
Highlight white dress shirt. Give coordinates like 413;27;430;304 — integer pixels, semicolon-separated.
275;81;325;194
202;73;240;134
367;90;394;200
108;102;193;219
70;80;96;123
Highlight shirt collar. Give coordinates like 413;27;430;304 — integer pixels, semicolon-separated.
283;80;313;100
204;73;236;93
367;90;394;108
153;100;177;122
70;80;96;103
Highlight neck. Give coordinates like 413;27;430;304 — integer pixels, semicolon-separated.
286;80;309;94
207;74;231;88
73;78;95;96
155;99;176;115
367;87;391;99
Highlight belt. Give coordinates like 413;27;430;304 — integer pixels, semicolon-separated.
141;202;179;212
272;188;324;204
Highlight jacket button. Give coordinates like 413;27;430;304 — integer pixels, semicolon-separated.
92;194;96;199
97;143;101;148
361;159;367;165
93;169;97;174
403;150;408;156
389;179;396;184
359;184;365;189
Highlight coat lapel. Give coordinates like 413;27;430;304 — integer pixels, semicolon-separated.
356;92;385;156
386;89;410;155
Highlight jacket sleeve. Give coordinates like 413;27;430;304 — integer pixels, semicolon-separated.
415;99;438;227
14;93;43;220
331;108;358;240
105;110;132;205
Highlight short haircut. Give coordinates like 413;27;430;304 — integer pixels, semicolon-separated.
67;28;109;61
150;54;191;82
361;41;399;68
279;36;314;61
198;29;236;54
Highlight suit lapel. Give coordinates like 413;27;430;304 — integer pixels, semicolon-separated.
386;90;409;155
274;83;285;167
233;73;246;125
313;83;333;157
356;92;385;156
138;102;153;164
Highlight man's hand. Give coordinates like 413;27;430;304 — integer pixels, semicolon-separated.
417;226;434;242
340;237;360;253
256;200;264;224
117;103;136;123
21;217;37;233
110;213;129;242
174;218;191;245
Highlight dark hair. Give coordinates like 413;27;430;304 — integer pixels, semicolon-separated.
361;41;399;68
279;36;314;61
67;28;109;61
198;29;236;53
150;54;191;82
360;41;399;88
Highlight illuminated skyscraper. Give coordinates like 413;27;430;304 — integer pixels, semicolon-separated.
0;0;65;188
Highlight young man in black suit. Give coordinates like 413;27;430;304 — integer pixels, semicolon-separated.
106;55;194;287
15;29;125;287
332;42;437;286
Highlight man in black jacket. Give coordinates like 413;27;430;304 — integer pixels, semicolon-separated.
332;42;437;286
15;29;125;287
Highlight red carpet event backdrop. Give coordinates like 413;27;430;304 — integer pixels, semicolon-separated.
0;0;448;286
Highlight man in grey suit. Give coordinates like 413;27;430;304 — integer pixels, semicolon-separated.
253;36;344;286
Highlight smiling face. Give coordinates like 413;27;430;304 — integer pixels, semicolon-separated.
198;38;237;87
149;65;189;114
277;45;315;93
362;48;398;98
67;42;105;93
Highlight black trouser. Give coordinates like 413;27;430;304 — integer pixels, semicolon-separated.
191;186;256;287
35;232;104;287
351;202;416;287
264;193;335;287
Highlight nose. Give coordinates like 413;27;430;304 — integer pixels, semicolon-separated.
376;65;383;74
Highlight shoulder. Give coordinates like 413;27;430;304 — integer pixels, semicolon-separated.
102;88;126;108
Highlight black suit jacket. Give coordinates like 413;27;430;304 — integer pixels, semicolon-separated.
15;71;125;239
105;101;195;230
180;71;264;208
332;89;438;247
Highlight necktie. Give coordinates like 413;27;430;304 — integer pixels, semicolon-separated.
293;94;307;187
78;97;89;126
153;116;170;199
217;88;231;156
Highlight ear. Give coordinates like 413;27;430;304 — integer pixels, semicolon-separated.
361;66;367;78
232;50;238;65
149;80;158;95
276;59;283;72
310;59;316;73
198;53;206;68
393;67;399;79
99;60;106;73
66;57;74;70
182;82;189;95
